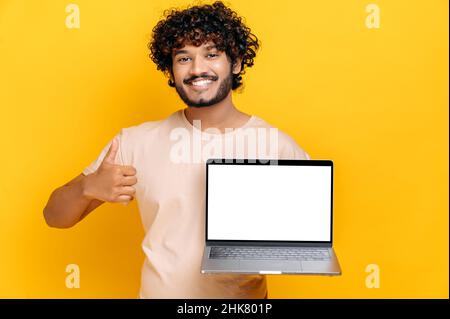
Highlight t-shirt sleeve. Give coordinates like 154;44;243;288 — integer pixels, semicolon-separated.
279;133;311;160
81;130;125;176
285;142;311;160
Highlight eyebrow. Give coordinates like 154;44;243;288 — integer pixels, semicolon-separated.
173;45;218;57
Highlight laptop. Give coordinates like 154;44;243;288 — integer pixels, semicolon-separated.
200;159;342;275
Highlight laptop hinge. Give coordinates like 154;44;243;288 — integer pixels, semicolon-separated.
206;240;332;248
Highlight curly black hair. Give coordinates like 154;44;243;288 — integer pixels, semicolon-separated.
148;1;260;91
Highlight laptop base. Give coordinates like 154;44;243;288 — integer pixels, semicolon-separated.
201;245;342;275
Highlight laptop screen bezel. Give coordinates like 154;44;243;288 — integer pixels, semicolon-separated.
205;159;334;247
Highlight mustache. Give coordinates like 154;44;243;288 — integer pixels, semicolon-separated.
184;75;218;85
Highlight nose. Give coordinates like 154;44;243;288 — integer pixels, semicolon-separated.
189;56;209;76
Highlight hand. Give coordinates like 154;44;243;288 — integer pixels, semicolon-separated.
83;138;137;204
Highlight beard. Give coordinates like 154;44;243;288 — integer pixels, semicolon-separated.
174;71;233;108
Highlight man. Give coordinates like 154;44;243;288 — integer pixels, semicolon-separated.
44;1;310;298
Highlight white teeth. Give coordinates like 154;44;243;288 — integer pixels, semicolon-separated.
191;80;212;86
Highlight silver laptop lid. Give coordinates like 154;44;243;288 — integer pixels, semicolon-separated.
205;159;334;246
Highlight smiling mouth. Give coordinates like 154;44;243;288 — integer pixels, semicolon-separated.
187;79;215;91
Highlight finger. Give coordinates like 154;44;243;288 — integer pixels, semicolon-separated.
120;165;137;176
103;138;118;165
121;175;138;186
118;186;136;196
116;194;133;204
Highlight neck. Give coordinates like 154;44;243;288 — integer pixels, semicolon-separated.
184;93;250;132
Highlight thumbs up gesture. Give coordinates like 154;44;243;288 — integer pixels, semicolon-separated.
83;138;137;203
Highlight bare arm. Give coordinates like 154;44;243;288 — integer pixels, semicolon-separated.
43;138;137;229
43;173;104;228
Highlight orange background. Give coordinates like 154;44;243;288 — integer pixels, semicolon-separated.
0;0;448;298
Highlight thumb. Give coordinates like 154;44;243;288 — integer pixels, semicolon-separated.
103;137;118;165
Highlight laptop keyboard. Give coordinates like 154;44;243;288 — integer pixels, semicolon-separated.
210;247;331;261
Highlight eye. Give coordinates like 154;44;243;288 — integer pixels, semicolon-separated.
177;57;190;63
207;53;218;58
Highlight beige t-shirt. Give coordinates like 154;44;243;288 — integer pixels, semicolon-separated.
82;109;311;298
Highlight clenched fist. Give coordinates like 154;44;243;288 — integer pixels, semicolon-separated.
82;138;137;203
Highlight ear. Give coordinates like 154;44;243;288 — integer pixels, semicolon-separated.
167;68;176;87
232;57;242;74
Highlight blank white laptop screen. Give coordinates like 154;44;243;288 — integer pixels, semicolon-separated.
207;164;332;242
